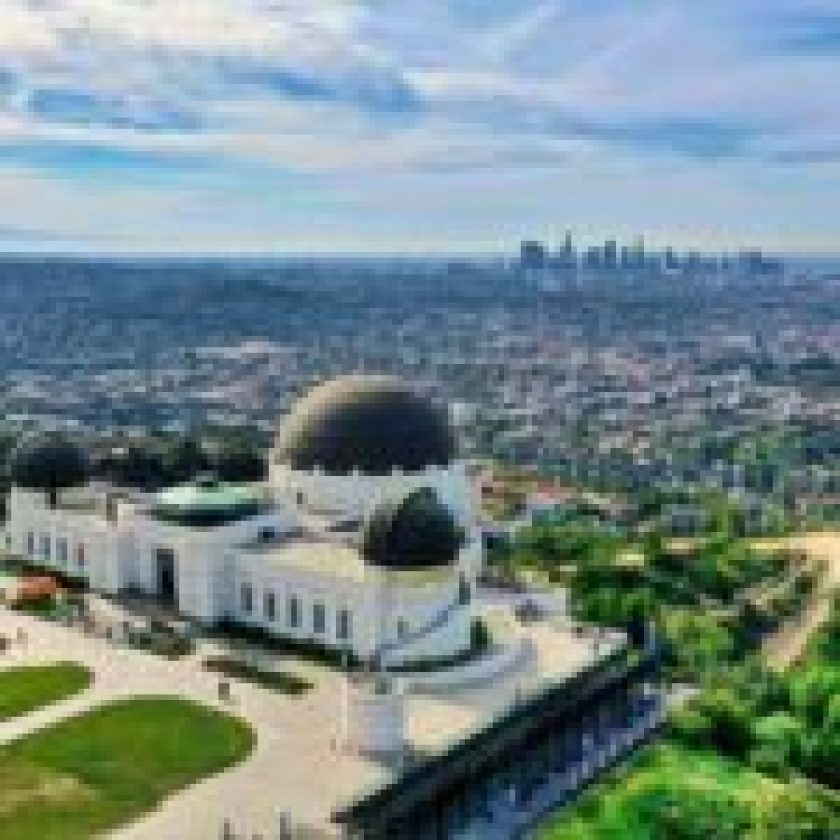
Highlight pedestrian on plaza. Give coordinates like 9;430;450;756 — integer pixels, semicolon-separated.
219;679;232;703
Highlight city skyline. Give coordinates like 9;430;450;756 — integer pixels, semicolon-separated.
0;0;838;254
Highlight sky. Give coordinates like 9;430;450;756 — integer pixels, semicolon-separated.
0;0;838;255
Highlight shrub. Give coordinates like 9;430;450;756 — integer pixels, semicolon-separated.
212;618;358;669
203;657;311;695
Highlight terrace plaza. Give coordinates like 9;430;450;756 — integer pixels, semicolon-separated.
0;599;648;839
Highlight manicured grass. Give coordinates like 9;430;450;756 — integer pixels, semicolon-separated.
203;655;312;695
539;742;835;840
0;663;92;722
0;695;255;839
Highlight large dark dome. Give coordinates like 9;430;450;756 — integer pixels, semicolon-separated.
363;488;464;571
276;375;456;475
11;437;89;491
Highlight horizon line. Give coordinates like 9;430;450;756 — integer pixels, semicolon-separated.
0;247;839;262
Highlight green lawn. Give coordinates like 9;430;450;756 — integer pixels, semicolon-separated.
539;742;838;840
0;663;92;721
0;695;256;839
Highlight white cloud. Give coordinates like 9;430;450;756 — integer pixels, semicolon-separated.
0;0;837;250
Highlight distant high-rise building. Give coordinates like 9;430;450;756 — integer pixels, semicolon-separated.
738;249;783;276
686;251;702;272
520;240;547;271
634;236;646;268
550;229;577;270
562;230;574;258
603;239;618;269
584;246;602;269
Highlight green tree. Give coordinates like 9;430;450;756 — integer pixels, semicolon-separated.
803;728;840;790
789;667;840;729
160;436;209;484
651;787;751;839
662;610;736;678
750;713;804;776
214;443;266;482
688;687;754;760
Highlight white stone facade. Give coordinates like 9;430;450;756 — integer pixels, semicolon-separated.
6;460;479;666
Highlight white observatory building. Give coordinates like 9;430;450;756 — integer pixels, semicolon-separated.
6;375;481;667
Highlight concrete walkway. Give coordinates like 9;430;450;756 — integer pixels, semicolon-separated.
1;598;609;840
0;607;374;839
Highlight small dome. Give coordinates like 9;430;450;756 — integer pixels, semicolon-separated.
363;488;464;571
276;375;456;476
11;437;89;491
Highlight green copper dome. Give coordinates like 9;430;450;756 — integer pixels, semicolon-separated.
152;478;265;527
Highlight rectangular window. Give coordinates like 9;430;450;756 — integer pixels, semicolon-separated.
57;538;68;566
264;591;276;622
337;609;352;641
77;544;86;572
26;532;35;556
288;595;300;629
40;534;51;562
397;618;408;640
241;583;253;614
313;602;326;635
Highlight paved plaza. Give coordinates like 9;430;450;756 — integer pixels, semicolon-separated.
0;598;612;839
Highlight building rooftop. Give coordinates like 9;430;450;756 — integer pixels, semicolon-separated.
241;538;368;582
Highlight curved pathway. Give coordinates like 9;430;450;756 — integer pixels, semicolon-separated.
761;532;840;669
0;607;381;839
